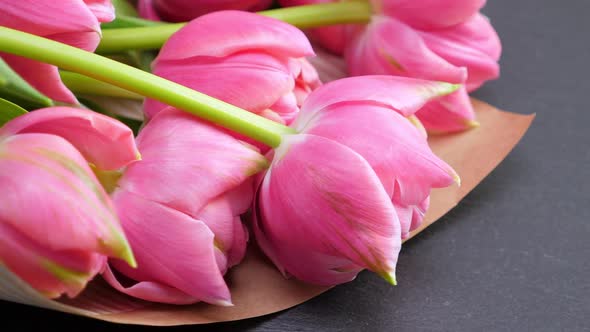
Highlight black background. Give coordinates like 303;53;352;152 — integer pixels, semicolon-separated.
2;0;589;330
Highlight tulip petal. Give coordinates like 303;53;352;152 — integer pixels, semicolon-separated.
119;109;268;216
0;222;104;298
137;0;162;21
256;134;400;284
419;13;501;91
107;190;232;305
102;266;197;304
0;133;133;264
0;0;100;37
294;58;322;107
346;16;467;83
307;47;349;83
415;87;478;133
0;107;140;170
152;0;273;22
146;52;295;118
303;103;457;207
196;182;252;272
155;11;314;62
0;54;77;104
294;75;459;130
50;31;102;53
252;217;364;285
83;0;116;23
375;0;486;30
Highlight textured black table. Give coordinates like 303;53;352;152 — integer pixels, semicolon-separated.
2;0;589;330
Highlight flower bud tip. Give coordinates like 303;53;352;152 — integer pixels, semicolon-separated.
380;271;397;286
213;299;234;307
453;172;462;187
464;119;481;129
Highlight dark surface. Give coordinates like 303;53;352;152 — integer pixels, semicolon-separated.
2;0;589;331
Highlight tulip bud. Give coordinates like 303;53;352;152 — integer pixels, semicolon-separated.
0;106;137;298
145;11;321;136
103;109;269;305
253;76;459;285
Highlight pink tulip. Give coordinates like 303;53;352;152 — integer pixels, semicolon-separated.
279;0;501;132
138;0;273;22
103;109;268;305
252;76;459;286
0;106;138;298
0;1;115;104
145;11;321;131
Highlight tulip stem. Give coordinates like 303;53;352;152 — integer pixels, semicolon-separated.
0;27;295;147
97;2;372;53
59;71;144;100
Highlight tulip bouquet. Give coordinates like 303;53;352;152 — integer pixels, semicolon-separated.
0;0;533;325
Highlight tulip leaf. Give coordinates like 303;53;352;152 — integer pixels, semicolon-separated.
0;58;53;110
0;97;28;127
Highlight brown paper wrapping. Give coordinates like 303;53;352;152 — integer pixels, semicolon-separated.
0;100;534;326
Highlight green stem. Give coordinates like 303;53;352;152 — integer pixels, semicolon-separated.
97;2;372;53
59;71;144;100
0;27;295;147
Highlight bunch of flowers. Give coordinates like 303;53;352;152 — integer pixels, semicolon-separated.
0;0;499;306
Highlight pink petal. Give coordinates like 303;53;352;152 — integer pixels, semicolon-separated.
0;222;104;298
249;0;274;11
146;52;296;118
255;134;400;285
302;102;457;207
310;25;348;55
102;266;198;304
415;87;478;133
152;0;273;22
307;47;349;83
294;75;459;129
294;58;322;106
0;54;77;104
119;109;268;216
83;0;116;23
0;0;100;37
375;0;486;30
196;182;252;272
252;217;364;285
0;133;130;260
268;92;299;125
155;11;313;62
345;16;467;83
107;190;231;305
0;107;139;171
419;13;501;91
50;30;102;53
137;0;162;21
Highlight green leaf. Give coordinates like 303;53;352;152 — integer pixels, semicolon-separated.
0;58;53;110
0;97;28;127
